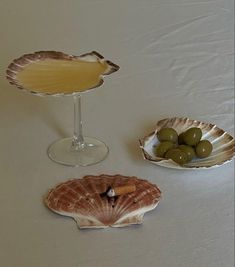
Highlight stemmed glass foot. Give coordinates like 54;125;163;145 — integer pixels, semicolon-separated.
48;136;109;166
47;94;108;166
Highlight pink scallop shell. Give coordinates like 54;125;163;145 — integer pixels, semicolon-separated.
44;174;161;229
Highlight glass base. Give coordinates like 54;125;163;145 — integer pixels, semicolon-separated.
48;137;109;166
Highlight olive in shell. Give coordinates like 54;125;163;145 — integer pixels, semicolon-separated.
165;148;188;165
178;145;196;161
155;141;175;158
183;127;202;146
157;128;178;143
195;140;213;158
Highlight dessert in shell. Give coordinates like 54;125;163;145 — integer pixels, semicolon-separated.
6;50;119;96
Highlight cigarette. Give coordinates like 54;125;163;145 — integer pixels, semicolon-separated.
107;184;136;197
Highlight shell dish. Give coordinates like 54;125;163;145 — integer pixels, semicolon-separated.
6;51;119;96
44;174;161;229
139;117;235;170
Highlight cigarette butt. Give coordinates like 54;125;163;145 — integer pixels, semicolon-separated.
107;184;136;197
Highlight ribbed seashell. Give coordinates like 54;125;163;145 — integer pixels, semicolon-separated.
6;51;119;96
44;174;161;229
139;117;235;170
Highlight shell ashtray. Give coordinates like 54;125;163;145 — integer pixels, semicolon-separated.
139;117;235;170
45;174;161;229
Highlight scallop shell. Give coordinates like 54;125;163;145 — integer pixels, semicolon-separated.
6;51;119;96
44;174;161;229
139;117;235;170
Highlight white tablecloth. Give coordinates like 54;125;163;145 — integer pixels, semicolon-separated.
0;0;234;266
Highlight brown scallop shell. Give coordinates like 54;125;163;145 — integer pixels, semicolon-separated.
6;51;119;96
44;174;161;229
139;117;235;169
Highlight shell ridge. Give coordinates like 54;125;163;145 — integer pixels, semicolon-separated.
82;178;109;215
114;187;159;217
113;181;160;218
211;142;235;154
98;175;132;225
59;180;101;215
114;202;160;227
77;177;116;224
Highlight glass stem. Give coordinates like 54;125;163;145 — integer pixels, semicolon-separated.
72;94;85;149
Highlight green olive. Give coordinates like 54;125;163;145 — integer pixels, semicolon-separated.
195;140;213;158
178;145;195;161
155;141;175;158
178;132;185;145
157;128;178;143
183;127;202;146
165;148;188;165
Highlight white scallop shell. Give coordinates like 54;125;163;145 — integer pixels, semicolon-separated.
44;174;161;229
139;117;235;170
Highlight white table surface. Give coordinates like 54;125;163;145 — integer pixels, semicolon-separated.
0;0;234;266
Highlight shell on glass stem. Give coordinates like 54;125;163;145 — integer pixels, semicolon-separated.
6;51;119;96
139;117;235;170
44;174;161;229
